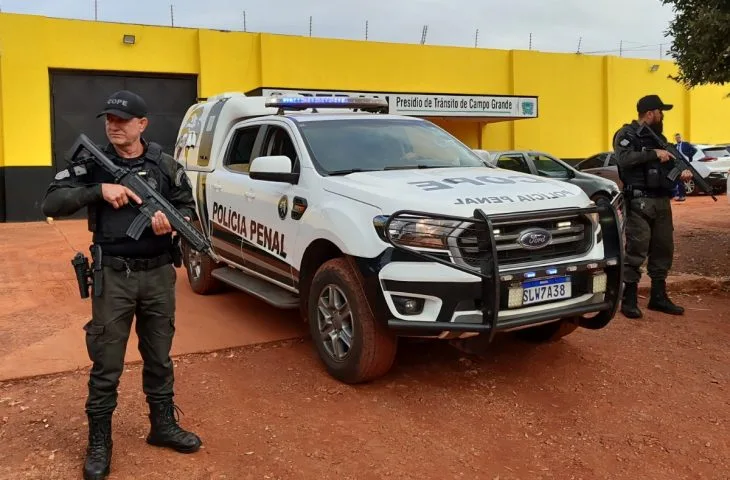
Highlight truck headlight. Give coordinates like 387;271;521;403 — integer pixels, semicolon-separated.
373;216;461;250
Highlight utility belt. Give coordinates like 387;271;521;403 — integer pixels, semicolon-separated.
71;237;182;299
623;185;671;199
102;251;173;272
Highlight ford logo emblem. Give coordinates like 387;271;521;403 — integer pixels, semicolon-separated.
517;228;552;250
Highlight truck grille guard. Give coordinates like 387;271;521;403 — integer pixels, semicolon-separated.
380;195;625;341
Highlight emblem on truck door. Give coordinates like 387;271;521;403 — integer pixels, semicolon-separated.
517;228;552;250
278;195;288;220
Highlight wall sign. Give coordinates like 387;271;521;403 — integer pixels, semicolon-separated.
259;88;538;119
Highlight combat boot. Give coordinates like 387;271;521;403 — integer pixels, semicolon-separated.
648;279;685;315
83;414;112;480
146;401;202;453
620;282;642;319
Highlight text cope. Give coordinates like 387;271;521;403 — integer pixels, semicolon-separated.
408;175;547;192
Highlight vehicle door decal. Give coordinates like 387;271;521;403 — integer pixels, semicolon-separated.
196;172;211;238
197;97;229;167
211;200;294;286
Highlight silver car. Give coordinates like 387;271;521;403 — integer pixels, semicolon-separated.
474;149;622;207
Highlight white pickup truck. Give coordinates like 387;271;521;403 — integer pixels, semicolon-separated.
173;93;625;384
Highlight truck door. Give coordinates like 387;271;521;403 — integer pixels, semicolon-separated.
241;122;304;290
205;124;265;268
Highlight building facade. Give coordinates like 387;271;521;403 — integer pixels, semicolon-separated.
0;12;728;221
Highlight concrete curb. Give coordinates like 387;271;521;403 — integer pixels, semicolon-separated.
637;274;730;297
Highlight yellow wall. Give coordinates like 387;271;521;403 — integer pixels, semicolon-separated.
259;35;512;95
198;30;261;97
0;11;728;170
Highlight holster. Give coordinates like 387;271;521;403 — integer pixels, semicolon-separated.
90;244;103;297
71;252;91;299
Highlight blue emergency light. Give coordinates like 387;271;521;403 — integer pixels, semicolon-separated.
265;95;389;112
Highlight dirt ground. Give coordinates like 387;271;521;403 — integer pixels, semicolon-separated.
1;291;729;480
0;194;728;479
670;195;730;278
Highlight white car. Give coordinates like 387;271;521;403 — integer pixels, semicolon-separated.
685;144;730;195
173;93;625;384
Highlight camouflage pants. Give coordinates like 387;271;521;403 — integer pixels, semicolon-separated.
623;196;674;284
83;262;177;417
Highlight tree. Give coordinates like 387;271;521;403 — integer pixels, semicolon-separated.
661;0;730;88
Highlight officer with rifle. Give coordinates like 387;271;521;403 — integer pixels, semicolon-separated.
41;90;203;480
612;94;705;320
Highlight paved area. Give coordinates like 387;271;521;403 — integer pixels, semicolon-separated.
0;219;305;381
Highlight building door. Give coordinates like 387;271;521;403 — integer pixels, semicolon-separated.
49;70;198;218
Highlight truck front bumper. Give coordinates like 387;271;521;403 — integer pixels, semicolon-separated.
380;258;616;336
375;199;625;341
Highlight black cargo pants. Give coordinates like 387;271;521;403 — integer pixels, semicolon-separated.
83;257;177;417
623;196;674;284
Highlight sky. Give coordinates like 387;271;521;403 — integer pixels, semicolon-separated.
1;0;678;59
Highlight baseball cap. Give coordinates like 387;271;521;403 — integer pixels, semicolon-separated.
637;94;673;114
96;90;148;119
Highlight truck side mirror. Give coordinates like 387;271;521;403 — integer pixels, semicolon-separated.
249;155;299;183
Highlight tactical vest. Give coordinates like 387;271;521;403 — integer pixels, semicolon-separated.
87;142;173;243
615;122;675;193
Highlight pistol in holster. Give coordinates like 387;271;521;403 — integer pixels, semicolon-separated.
71;244;103;299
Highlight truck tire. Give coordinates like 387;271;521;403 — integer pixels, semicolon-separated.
307;258;397;384
516;318;578;343
591;192;612;207
182;240;223;295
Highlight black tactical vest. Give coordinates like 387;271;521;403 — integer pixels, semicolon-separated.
87;141;174;257
615;122;675;194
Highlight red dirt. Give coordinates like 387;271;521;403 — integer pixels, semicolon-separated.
0;194;727;479
0;220;305;381
671;195;730;278
1;290;729;480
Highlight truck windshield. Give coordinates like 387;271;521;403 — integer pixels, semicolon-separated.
296;118;488;174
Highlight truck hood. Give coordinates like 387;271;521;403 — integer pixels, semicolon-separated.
322;167;591;216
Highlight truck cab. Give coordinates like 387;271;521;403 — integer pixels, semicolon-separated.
174;93;625;384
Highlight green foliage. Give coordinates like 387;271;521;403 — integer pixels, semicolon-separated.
661;0;730;88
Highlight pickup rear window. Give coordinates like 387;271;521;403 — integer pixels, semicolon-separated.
296;118;485;174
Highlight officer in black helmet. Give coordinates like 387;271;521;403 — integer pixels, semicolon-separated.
612;94;692;319
41;90;202;480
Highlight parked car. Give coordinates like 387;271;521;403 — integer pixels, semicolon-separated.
573;152;622;189
575;147;729;196
689;145;730;195
474;149;621;207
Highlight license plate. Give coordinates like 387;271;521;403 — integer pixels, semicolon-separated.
522;276;571;306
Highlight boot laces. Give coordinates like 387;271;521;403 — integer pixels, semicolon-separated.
159;403;184;424
88;420;111;458
156;403;194;439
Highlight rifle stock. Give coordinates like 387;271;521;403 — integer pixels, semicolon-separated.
637;124;717;201
65;134;215;256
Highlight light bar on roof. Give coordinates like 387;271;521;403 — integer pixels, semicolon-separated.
265;96;389;111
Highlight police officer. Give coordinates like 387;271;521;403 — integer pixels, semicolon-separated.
612;94;692;319
41;90;201;480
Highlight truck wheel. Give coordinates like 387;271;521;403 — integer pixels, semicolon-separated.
307;258;397;384
183;241;223;295
516;318;578;343
591;192;615;210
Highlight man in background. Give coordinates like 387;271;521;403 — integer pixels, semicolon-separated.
672;133;698;201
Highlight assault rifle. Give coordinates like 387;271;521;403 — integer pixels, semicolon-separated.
636;124;718;202
65;133;215;257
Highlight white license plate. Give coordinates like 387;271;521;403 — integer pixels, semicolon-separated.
522;276;572;306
